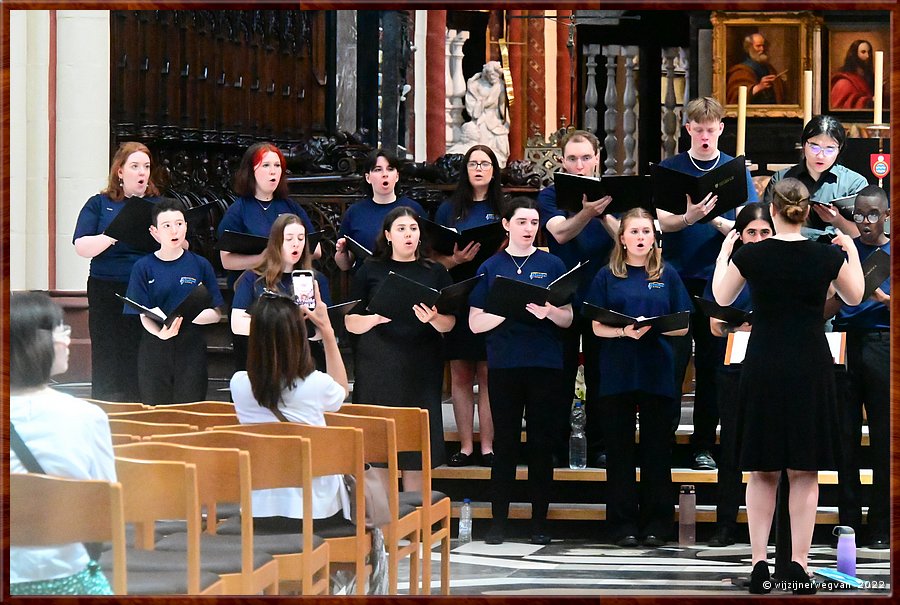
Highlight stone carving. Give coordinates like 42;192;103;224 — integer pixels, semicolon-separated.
463;61;511;168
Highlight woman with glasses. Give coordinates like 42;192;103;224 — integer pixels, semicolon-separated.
432;145;507;467
334;149;425;273
10;292;117;595
230;214;331;370
231;287;351;527
763;115;869;240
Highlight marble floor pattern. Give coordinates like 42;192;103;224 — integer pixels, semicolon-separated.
396;540;891;595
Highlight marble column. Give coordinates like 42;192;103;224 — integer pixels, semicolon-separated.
426;10;447;161
335;11;358;134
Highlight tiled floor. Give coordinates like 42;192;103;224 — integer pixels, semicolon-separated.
397;539;891;595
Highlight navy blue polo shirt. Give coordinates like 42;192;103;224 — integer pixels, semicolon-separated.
833;239;890;331
72;194;161;282
216;196;314;240
584;263;692;399
125;251;224;318
232;270;332;310
434;199;499;230
657;152;756;280
469;249;567;369
338;196;425;253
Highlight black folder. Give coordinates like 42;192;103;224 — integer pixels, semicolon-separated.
104;196;158;252
344;235;373;260
434;274;484;315
327;299;362;325
553;172;653;215
693;296;753;326
366;272;441;320
650;155;748;222
420;217;506;258
861;248;890;300
216;230;269;255
483;261;590;322
116;283;212;328
581;303;690;332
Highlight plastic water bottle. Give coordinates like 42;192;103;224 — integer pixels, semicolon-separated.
833;526;856;577
458;498;473;544
678;484;696;545
569;401;587;469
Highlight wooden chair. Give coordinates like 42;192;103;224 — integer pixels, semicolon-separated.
85;399;147;414
11;473;127;595
110;433;142;445
159;401;237;414
144;431;330;595
108;409;238;431
210;423;371;595
109;419;199;438
324;412;421;595
114;442;279;595
109;458;224;594
338;403;451;595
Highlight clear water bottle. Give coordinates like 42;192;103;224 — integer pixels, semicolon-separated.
458;498;473;544
833;526;856;577
679;484;696;545
569;401;587;469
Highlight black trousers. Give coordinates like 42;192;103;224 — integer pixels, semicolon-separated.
714;370;745;531
87;277;142;402
556;317;604;459
489;367;567;528
138;326;209;405
602;391;674;540
671;277;719;451
836;331;890;539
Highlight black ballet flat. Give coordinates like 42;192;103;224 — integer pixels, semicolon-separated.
484;524;505;545
748;560;772;594
448;451;475;467
531;533;551;545
480;452;494;467
787;561;817;595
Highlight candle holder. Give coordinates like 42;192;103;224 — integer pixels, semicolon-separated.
864;123;890;154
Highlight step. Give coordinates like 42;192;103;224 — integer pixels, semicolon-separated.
433;465;874;485
450;501;869;525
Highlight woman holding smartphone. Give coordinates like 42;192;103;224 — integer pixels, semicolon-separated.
345;207;455;485
231;214;331;369
468;197;573;545
584;207;691;548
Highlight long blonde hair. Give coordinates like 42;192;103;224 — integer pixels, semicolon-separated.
253;214;311;290
609;208;664;281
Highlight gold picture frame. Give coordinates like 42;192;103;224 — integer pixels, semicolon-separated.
711;11;820;118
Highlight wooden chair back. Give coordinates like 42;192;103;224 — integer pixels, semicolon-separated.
11;473;127;594
86;399;146;414
110;433;142;445
158;401;237;414
109;419;198;437
108;410;238;431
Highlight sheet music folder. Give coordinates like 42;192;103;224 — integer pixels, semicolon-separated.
116;283;212;328
217;230;323;255
483;261;590;323
344;235;373;260
650;155;748;221
366;272;485;320
580;303;690;332
861;248;890;300
553;172;653;214
693;296;753;326
419;218;506;257
104;196;158;252
725;331;846;366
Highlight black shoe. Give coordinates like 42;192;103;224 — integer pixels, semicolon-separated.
692;450;717;470
786;561;816;594
480;452;494;467
643;534;665;547
748;560;772;594
531;533;551;545
448;451;475;467
869;536;890;549
590;451;607;468
485;524;505;545
615;535;639;547
708;526;736;547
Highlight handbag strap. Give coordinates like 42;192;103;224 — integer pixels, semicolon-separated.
10;422;104;562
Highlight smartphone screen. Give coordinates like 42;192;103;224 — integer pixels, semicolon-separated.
291;270;316;310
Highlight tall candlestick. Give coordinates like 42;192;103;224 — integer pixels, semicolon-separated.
873;51;883;125
736;85;747;157
803;70;813;126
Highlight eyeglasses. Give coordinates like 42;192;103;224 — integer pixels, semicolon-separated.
807;143;839;157
852;211;882;224
466;161;493;170
564;154;596;165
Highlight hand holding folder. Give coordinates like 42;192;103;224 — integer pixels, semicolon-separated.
483;261;589;323
860;248;890;301
553;172;653;215
365;272;481;321
117;283;213;328
581;303;690;333
104;197;158;252
651;155;748;222
420;218;506;258
343;235;373;260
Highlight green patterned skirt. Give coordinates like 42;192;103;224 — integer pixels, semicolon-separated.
10;562;113;595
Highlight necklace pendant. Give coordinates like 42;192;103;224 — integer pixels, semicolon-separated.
517;268;522;274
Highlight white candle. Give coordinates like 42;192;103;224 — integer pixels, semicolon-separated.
736;85;747;157
803;70;812;126
873;51;883;125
